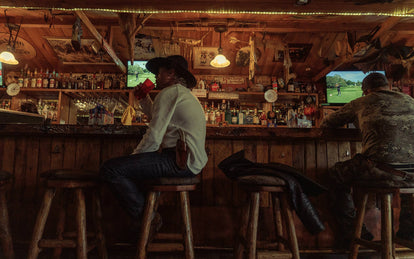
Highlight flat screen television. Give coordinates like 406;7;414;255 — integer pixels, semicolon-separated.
325;70;386;105
126;60;156;88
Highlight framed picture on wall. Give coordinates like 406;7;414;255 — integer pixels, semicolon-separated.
193;47;218;69
46;38;114;64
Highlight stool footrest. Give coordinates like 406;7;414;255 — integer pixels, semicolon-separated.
154;233;183;241
38;239;76;248
354;238;382;251
257;250;293;259
63;231;96;238
147;242;184;252
395;237;414;250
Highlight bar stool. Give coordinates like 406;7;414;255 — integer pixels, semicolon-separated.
0;171;14;259
137;176;199;259
234;175;300;259
349;185;414;259
27;169;107;259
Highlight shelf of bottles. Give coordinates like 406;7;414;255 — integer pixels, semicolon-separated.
201;98;317;128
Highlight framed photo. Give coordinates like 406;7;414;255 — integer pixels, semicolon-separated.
46;38;114;64
193;47;218;69
134;34;156;60
274;43;312;63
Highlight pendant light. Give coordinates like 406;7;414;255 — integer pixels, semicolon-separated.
0;11;20;65
210;26;230;68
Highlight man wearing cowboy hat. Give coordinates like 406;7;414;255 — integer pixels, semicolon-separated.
100;55;207;230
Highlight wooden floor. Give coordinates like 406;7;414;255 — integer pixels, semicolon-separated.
9;244;399;259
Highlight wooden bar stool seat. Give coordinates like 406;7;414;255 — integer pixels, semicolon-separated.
137;176;200;259
350;185;414;259
0;171;14;259
27;169;107;259
234;175;300;259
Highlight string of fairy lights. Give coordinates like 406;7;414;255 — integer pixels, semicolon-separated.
0;5;414;17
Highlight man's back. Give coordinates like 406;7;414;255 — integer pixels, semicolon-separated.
321;90;414;163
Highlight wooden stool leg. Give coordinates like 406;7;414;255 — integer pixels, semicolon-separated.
280;192;300;259
180;191;194;259
137;191;158;259
381;193;393;259
0;187;13;259
75;188;87;259
349;193;368;259
92;189;108;259
27;188;56;259
52;190;66;259
246;192;260;259
272;194;285;251
234;198;251;259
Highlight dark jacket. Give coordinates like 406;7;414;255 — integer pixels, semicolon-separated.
218;150;326;234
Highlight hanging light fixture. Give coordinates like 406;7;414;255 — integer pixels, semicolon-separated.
210;26;230;68
0;10;20;65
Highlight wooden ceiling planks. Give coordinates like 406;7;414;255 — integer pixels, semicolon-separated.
2;0;414;15
1;1;414;79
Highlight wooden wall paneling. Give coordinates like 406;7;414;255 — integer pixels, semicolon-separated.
74;137;101;170
305;140;317;180
326;141;339;169
202;139;215;206
303;140;320;249
257;140;270;207
0;137;16;174
213;139;234;206
232;140;247;207
63;137;77;168
314;140;335;248
13;137;27;203
292;140;317;249
338;141;351;162
50;137;65;170
269;141;292;166
25;136;40;202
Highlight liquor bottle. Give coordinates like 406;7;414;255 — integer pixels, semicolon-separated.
49;70;55;88
31;69;37;88
42;69;49;88
23;68;30;88
55;73;60;89
67;73;73;89
61;74;67;89
231;108;238;124
259;110;267;126
36;69;43;88
204;102;209;123
215;104;222;124
18;68;24;88
238;106;244;125
245;110;253;125
209;102;216;125
225;101;232;124
253;108;260;125
91;73;96;90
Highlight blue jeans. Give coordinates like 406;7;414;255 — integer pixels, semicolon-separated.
100;148;194;219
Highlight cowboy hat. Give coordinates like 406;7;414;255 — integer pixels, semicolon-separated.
146;55;197;88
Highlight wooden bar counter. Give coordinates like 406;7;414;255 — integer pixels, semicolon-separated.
0;124;363;250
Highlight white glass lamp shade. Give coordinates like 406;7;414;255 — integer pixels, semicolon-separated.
210;53;230;68
0;50;18;65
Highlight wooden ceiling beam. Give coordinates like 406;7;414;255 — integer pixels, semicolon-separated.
312;16;402;82
75;10;126;73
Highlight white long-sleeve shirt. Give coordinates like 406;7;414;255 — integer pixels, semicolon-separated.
132;83;208;174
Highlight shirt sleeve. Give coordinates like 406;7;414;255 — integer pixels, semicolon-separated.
320;102;357;128
133;87;178;153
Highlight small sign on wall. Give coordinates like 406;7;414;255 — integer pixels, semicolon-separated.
193;47;218;69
